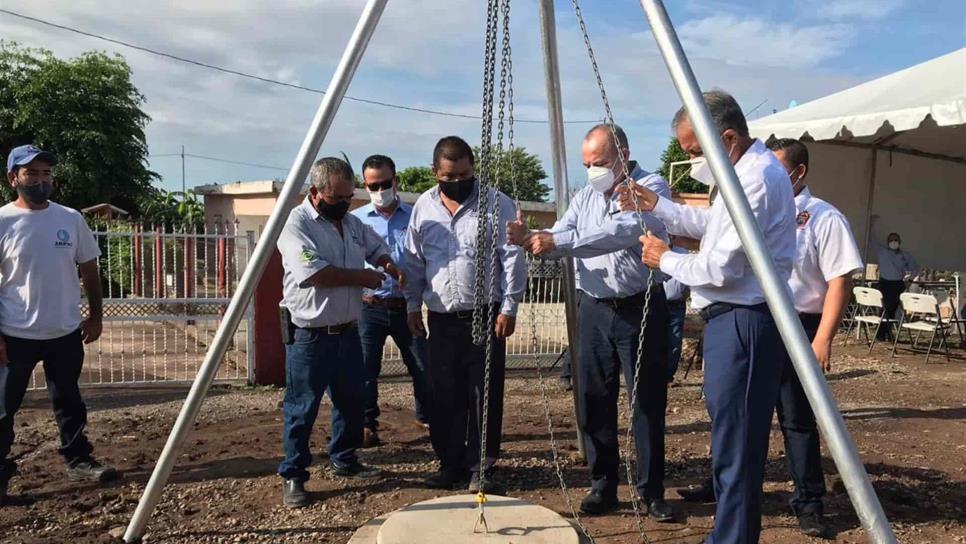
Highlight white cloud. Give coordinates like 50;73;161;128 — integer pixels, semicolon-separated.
679;14;853;67
804;0;906;20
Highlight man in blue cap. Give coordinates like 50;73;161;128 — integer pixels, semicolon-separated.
0;144;117;506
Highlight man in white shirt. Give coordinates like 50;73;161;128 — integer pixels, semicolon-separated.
619;90;797;544
276;157;402;508
676;138;863;539
0;145;117;506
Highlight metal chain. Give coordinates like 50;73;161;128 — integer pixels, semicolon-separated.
570;1;656;541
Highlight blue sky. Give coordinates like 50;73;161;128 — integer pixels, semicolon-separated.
2;0;964;198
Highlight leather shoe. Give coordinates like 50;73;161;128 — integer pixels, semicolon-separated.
362;428;380;449
282;479;309;508
579;490;618;515
66;458;118;483
424;468;469;490
645;498;674;522
676;477;715;503
798;513;832;539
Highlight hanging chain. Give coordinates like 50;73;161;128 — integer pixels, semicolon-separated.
571;1;656;542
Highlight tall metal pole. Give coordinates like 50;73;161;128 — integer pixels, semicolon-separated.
181;144;186;195
122;0;390;541
537;0;585;461
637;2;897;543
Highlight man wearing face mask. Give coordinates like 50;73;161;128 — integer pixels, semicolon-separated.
870;220;918;337
506;124;674;520
676;138;862;538
351;154;430;447
619;90;797;544
276;157;404;508
0;145;117;506
402;136;526;493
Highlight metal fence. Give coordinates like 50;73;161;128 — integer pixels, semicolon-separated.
27;221;254;390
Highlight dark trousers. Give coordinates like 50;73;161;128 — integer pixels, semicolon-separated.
666;300;687;382
358;303;430;429
426;311;505;474
277;326;364;481
777;314;826;517
878;279;905;320
0;330;93;479
703;304;784;544
577;288;669;500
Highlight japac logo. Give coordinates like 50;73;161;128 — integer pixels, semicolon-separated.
55;229;73;248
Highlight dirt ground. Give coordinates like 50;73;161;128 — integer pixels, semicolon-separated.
2;339;964;544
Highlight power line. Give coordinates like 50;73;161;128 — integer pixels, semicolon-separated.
2;8;602;125
150;152;288;171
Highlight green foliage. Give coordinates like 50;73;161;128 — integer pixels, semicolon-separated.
0;42;157;212
657;138;707;194
138;189;205;231
476;146;550;202
397;166;436;194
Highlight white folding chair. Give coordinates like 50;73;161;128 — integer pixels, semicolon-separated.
844;287;891;353
891;293;952;363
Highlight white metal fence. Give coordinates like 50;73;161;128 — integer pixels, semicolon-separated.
27;221;254;390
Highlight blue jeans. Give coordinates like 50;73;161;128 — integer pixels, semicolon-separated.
666;300;687;382
358;303;430;429
277;327;364;482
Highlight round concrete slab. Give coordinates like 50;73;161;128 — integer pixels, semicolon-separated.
361;494;579;544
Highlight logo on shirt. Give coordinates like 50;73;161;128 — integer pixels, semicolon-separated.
796;211;811;229
299;247;318;263
55;229;73;248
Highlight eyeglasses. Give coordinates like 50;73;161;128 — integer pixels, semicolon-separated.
365;178;394;192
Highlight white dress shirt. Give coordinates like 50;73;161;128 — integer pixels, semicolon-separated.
402;183;527;316
788;188;864;314
546;161;670;299
653;139;797;310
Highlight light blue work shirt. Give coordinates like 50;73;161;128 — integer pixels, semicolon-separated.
547;161;671;299
663;248;691;302
402;183;527;316
278;198;389;327
351;200;412;299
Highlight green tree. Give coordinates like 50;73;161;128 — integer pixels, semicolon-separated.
397;166;437;194
476;146;550;202
657;138;707;194
0;42;156;212
137;188;205;231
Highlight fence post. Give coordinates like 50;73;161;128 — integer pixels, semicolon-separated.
133;225;143;297
154;225;164;298
217;222;228;297
252;249;286;386
184;229;195;299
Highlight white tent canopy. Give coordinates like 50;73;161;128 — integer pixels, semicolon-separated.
749;47;966;273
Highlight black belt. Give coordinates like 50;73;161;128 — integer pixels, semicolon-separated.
363;296;407;310
429;304;499;321
587;290;654;309
698;302;768;323
297;321;357;335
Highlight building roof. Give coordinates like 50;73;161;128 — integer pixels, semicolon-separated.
80;203;130;216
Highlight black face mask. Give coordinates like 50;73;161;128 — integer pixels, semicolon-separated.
314;196;350;221
438;177;476;203
17;182;52;205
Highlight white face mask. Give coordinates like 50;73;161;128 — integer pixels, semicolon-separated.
587;164;616;193
888;241;900;251
369;187;395;208
688;140;737;192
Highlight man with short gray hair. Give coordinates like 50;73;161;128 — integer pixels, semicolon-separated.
620;90;797;544
276;157;404;508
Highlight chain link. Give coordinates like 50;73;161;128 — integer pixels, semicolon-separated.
570;1;656;542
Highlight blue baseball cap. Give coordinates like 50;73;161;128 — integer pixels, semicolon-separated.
6;144;58;173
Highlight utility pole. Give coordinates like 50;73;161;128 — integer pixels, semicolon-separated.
181;145;186;195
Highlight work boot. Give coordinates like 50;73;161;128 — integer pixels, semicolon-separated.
330;460;381;479
282;479;309;508
67;458;118;483
798;513;832;539
424;468;469;490
362;428;381;449
645;498;675;522
579;490;618;515
676;477;715;503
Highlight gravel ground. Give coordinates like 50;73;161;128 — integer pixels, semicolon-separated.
2;340;965;543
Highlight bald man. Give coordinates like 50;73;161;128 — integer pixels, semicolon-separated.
508;124;674;520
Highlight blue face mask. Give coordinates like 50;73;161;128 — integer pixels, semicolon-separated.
17;182;52;205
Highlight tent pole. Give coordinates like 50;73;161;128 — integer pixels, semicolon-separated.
862;148;879;263
537;0;586;461
636;1;897;543
122;0;390;540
